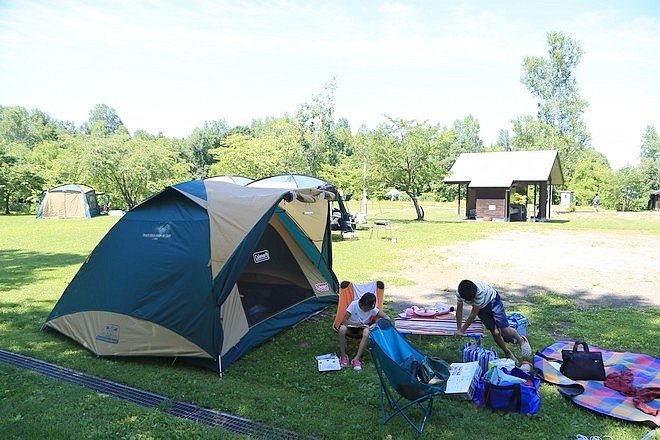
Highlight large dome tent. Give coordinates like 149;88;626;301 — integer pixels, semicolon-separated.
44;179;339;374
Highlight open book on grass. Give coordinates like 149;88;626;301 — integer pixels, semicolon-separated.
315;353;341;372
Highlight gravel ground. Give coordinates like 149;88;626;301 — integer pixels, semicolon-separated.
385;228;660;312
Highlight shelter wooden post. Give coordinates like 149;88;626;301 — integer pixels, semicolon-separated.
538;183;548;220
457;184;461;218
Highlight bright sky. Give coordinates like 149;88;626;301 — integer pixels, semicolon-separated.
1;1;659;169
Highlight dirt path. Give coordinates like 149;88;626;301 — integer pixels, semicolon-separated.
386;229;660;311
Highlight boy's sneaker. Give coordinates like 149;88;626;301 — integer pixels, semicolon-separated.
339;355;349;368
351;358;362;371
520;337;532;358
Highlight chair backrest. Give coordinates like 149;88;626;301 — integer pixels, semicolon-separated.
333;280;385;332
369;319;448;400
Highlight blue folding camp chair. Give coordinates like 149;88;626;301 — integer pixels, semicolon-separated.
368;319;450;435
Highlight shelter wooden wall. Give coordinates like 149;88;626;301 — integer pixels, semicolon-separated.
475;188;506;220
651;193;660;211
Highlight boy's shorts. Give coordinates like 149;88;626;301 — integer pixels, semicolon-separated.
477;293;509;331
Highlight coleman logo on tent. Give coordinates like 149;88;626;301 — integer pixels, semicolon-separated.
253;250;270;264
96;324;120;344
315;282;330;292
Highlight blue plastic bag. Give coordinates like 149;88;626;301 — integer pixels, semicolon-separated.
473;367;541;415
462;339;498;377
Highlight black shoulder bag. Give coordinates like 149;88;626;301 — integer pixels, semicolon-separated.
560;341;606;381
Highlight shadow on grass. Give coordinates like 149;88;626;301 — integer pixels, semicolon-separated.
1;295;656;439
385;219;476;225
395;281;658;312
0;249;85;291
387;282;659;357
364;218;572;226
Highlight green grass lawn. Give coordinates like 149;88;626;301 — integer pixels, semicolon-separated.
1;205;658;439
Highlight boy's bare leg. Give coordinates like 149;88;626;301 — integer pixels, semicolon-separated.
500;327;532;358
491;329;517;363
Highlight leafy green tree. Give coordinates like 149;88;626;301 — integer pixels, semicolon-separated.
226;125;253;137
29;109;59;144
82;136;189;209
86;104;125;137
451;115;483;153
0;106;62;150
295;80;345;174
518;31;590;180
0;144;44;214
26;132;89;188
640;125;660;161
439;115;483;177
317;125;381;211
369;118;446;220
639;125;660;192
430;116;485;202
0;106;31;145
496;129;512;151
209;119;306;179
569;148;613;206
185;120;230;178
521;31;590;145
609;166;648;211
133;129;156;140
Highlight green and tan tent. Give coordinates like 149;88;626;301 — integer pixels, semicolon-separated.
37;183;100;218
44;179;339;373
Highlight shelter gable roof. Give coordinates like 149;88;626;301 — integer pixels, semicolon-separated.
443;150;564;187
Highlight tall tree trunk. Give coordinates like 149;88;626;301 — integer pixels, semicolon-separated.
4;194;10;215
409;194;425;221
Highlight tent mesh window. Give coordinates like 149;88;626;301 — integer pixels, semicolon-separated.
238;225;314;326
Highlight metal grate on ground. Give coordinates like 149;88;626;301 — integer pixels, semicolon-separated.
0;348;314;439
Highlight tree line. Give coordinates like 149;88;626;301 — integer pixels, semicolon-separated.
1;32;658;218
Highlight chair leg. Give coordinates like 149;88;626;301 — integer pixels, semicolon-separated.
380;388;436;434
376;375;437;435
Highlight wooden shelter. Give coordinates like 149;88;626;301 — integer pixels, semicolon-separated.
650;190;660;211
443;150;564;221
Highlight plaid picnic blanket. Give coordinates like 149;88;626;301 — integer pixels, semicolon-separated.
534;341;659;427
